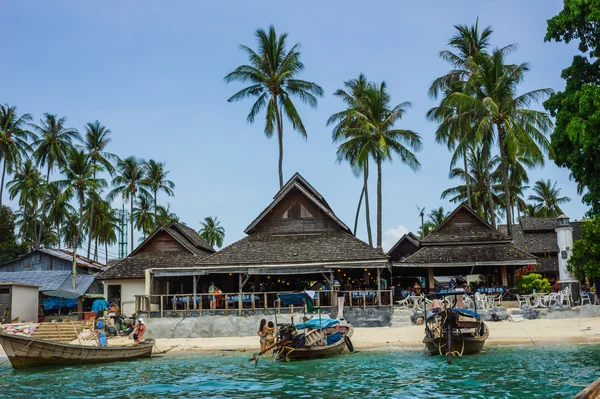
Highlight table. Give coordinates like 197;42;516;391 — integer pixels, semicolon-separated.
526;293;549;308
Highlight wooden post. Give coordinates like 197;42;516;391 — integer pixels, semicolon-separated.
263;292;268;315
501;265;508;287
225;294;229;316
193;276;198;310
251;294;255;312
173;295;176;311
349;291;353;310
160;296;163;318
427;268;435;293
238;273;243;316
277;297;281;314
362;291;366;310
389;290;393;309
376;268;382;309
199;293;203;315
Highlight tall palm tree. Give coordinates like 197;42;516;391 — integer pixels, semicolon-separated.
447;48;553;236
81;121;118;258
155;204;179;227
351;82;422;249
108;156;150;252
328;74;373;245
95;200;120;263
142;160;175;218
198;216;225;248
428;206;451;229
528;179;571;217
60;212;80;253
132;193;155;240
31;114;80;247
6;159;45;243
224;25;324;188
0;105;34;209
44;183;75;248
55;149;105;261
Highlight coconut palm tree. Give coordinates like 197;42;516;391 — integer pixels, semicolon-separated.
142;160;175;218
81;121;119;258
31;114;80;247
198;216;225;248
155;204;179;227
96;201;120;263
6;159;45;243
351;82;422;249
224;25;323;188
108;156;150;252
132;193;155;240
60;212;80;252
528;179;571;217
428;207;450;229
446;48;553;236
44;183;75;248
0;105;34;209
328;74;373;245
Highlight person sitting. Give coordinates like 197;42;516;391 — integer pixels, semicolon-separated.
133;318;146;343
430;298;444;314
97;320;108;347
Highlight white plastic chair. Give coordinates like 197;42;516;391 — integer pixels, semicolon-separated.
475;292;489;309
559;286;572;307
516;294;528;308
580;291;592;306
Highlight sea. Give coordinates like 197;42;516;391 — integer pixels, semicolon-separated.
0;344;597;398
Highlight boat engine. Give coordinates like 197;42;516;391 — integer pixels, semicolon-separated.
277;324;297;342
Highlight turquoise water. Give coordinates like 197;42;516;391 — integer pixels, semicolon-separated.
0;345;598;398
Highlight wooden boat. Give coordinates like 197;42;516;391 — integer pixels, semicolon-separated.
423;307;489;357
575;376;600;399
0;330;154;369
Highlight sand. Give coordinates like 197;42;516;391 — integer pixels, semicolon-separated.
2;318;600;357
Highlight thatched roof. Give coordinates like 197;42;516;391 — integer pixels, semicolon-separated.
400;204;537;268
387;232;421;262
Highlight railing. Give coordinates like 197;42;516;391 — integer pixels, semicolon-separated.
134;289;394;318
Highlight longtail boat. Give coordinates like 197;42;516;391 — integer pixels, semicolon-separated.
0;330;154;370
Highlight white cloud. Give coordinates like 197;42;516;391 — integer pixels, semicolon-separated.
382;224;410;252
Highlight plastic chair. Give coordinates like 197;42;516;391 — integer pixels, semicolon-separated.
516;294;528;308
580;291;592;306
559;286;572;307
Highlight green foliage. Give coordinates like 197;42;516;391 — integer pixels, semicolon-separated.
0;206;28;264
568;216;600;279
545;2;600;215
517;273;551;294
198;216;225;249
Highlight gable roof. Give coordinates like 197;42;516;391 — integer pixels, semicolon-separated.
129;222;215;257
0;248;105;271
387;232;421;261
244;173;350;234
422;204;511;244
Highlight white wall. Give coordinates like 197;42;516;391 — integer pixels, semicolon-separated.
11;285;39;322
103;279;145;316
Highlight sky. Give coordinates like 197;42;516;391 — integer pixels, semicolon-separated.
0;1;585;261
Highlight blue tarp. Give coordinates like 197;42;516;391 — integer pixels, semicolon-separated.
326;331;342;345
453;308;480;318
295;317;339;330
43;297;78;310
91;300;109;312
277;292;310;306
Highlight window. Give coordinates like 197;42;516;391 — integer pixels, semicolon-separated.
281;202;313;219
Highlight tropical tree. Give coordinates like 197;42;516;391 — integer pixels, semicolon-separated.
328;74;373;245
528;179;571;217
93;198;120;263
224;25;324;188
155;204;180;227
6;159;45;243
0;105;34;209
44;183;75;248
60;212;80;252
428;207;450;229
81;121;118;257
108;156;150;252
142;159;175;218
132;194;155;240
198;216;225;248
350;82;422;249
31;114;80;247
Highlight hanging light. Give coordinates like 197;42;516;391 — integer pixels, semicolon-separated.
364;268;367;271
343;273;347;277
277;279;281;283
267;276;270;279
337;269;341;272
286;282;290;286
228;273;232;276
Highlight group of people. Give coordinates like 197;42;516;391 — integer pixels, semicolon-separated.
257;319;276;353
96;317;146;346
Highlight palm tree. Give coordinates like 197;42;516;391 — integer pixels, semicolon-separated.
132;194;155;240
142;160;175;218
31;114;80;247
81;121;119;258
0;105;34;209
96;202;120;263
428;207;450;229
6;159;45;243
350;82;422;249
108;156;150;252
224;25;324;188
155;204;179;227
60;212;80;253
198;216;225;248
528;179;571;217
44;183;75;248
328;74;373;245
446;48;553;236
55;149;105;262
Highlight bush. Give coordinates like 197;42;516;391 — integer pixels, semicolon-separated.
517;273;551;294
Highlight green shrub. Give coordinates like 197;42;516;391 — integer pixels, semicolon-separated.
517;273;551;294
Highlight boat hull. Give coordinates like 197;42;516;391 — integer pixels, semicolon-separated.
423;324;489;356
277;337;347;361
0;331;154;370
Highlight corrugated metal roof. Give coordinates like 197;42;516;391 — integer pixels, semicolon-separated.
39;249;105;270
0;271;95;298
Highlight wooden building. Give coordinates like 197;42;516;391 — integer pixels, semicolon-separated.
398;204;538;291
97;222;215;315
0;249;104;275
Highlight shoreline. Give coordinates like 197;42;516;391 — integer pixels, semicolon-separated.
1;318;600;357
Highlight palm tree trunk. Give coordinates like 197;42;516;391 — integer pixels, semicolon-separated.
36;163;52;248
94;235;98;261
364;161;373;247
463;147;472;209
497;125;512;237
353;184;365;236
153;189;158;229
273;96;284;189
130;194;134;253
105;242;108;264
376;154;383;250
483;151;496;227
87;169;96;258
0;157;6;210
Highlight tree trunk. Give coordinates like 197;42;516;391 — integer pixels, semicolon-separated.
130;194;134;253
94;235;98;261
87;168;96;258
363;161;373;247
463;146;472;209
376;153;383;250
0;157;6;210
36;162;52;248
483;151;496;227
105;242;108;264
353;184;365;236
273;96;284;189
153;189;158;229
497;124;512;237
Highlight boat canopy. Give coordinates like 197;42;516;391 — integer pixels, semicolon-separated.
295;317;339;330
277;292;311;306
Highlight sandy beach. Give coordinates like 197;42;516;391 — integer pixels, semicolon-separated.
2;318;600;358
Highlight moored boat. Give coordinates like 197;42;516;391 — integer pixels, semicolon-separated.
0;330;154;370
423;307;489;357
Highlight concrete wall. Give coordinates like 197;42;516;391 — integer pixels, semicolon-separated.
103;279;145;316
11;285;38;322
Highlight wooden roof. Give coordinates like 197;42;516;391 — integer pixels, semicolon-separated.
387;232;421;262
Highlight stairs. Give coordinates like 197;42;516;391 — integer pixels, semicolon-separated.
390;308;414;328
31;322;85;342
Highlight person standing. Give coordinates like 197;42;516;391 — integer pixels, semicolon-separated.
133;318;146;343
208;282;216;310
258;319;267;352
263;321;276;354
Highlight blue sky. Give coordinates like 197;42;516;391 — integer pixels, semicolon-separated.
1;1;584;260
